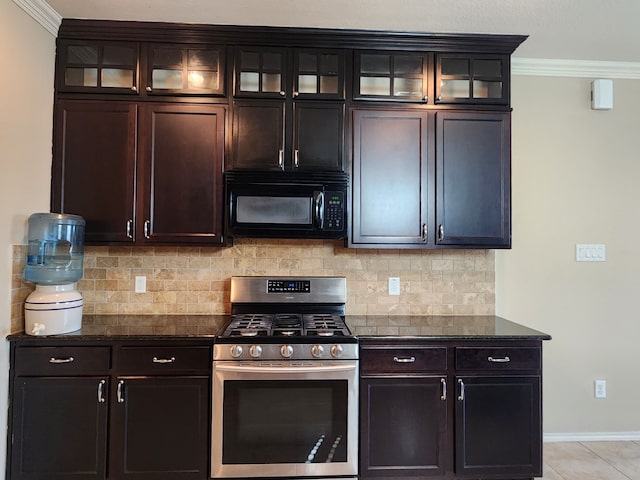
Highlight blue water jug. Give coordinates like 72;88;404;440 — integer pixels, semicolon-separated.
24;213;85;285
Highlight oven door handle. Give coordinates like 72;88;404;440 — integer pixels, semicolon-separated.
215;362;356;374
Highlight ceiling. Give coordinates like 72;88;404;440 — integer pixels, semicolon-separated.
42;0;640;62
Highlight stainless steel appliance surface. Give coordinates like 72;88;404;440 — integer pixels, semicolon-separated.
211;276;357;480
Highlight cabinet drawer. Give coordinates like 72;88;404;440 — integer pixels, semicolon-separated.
455;347;540;371
14;346;111;375
117;346;211;374
361;347;447;374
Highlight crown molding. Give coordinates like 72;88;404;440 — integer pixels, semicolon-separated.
512;57;640;79
12;1;640;79
13;0;61;36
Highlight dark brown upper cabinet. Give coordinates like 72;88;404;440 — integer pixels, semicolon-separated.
435;111;511;247
230;46;346;171
145;44;226;96
354;51;431;103
436;54;510;105
52;100;226;245
57;39;140;94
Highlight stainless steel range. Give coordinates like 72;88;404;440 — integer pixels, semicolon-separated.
211;276;358;480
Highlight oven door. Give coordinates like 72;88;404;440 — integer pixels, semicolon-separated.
211;360;358;479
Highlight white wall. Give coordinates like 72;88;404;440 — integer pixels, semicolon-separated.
497;75;640;436
0;2;55;477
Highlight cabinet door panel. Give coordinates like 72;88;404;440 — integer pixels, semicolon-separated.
436;111;510;247
352;109;431;245
360;377;447;477
110;376;209;480
140;104;225;244
52;101;137;243
294;102;344;171
455;375;542;477
231;100;285;170
10;376;108;480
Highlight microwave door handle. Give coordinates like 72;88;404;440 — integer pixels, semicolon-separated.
314;191;324;229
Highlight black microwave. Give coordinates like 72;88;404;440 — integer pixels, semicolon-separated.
225;171;348;239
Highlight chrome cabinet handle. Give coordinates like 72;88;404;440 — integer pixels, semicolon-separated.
97;380;106;403
421;224;428;242
278;149;284;169
152;356;176;364
458;379;465;401
279;91;285;96
117;380;125;403
293;91;299;97
143;220;150;239
440;378;447;401
294;149;300;168
488;356;511;363
131;86;138;93
438;224;444;242
146;86;152;92
126;219;133;239
49;357;74;364
393;356;416;363
423;95;428;103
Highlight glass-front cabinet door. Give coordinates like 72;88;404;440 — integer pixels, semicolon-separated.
354;51;430;102
294;49;345;99
436;54;508;105
234;47;287;98
146;44;225;95
57;40;139;94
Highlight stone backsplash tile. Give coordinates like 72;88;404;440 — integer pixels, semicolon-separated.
10;240;495;333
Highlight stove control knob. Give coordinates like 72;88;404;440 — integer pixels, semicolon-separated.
280;345;294;358
249;345;263;358
330;344;343;358
230;345;243;358
311;345;325;358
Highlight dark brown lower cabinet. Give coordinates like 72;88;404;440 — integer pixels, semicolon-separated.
360;340;543;480
110;376;209;480
7;342;211;480
10;376;109;480
455;376;542;478
360;377;447;478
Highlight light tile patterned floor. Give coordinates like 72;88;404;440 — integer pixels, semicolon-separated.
543;442;640;479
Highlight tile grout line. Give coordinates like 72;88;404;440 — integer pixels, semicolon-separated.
579;442;634;480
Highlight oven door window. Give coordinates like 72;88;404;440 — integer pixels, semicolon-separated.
236;196;312;225
222;379;348;464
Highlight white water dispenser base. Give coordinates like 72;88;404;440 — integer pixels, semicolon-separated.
25;284;83;335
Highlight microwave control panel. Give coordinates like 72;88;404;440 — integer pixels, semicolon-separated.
325;191;345;231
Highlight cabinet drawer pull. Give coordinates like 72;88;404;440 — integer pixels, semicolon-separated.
49;357;74;364
393;356;416;363
117;380;125;403
152;356;176;364
488;356;511;363
440;378;447;401
97;380;106;403
458;379;465;401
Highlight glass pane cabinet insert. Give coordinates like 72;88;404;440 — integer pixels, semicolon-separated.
356;52;428;102
61;42;138;93
437;55;507;104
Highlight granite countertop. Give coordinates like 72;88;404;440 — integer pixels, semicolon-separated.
7;314;230;341
348;315;551;340
7;314;550;342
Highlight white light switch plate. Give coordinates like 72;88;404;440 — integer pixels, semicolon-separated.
388;277;400;296
576;244;606;262
135;276;147;293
